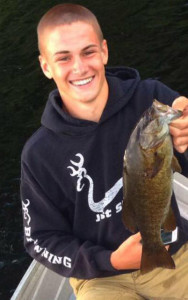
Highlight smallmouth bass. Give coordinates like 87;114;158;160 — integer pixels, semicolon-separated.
122;100;182;274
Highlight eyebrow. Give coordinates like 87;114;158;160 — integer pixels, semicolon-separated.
53;44;98;57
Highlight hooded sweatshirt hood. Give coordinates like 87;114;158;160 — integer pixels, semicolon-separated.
41;67;140;136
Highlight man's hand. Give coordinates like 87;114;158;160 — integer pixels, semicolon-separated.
110;232;170;271
110;232;142;270
170;96;188;153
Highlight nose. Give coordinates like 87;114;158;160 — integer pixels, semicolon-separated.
72;56;87;75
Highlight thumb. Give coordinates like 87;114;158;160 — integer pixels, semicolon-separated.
172;96;188;111
183;105;188;117
130;232;142;243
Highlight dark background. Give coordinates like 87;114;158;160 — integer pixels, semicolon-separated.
0;0;188;298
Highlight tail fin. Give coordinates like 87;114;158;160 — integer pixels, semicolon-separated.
141;245;175;275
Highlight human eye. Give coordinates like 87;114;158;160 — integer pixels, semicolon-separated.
55;55;71;63
59;56;71;62
84;49;96;57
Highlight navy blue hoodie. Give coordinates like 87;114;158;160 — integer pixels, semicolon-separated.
21;67;188;279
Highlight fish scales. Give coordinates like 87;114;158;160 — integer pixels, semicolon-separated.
122;99;182;274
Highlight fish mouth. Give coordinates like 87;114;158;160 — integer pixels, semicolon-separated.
70;76;94;86
138;100;182;150
152;100;182;122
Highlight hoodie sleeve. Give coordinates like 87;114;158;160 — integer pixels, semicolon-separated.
21;160;115;279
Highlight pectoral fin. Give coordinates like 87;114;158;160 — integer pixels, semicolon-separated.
171;155;182;173
145;154;164;179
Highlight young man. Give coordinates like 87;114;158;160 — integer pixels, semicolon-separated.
21;3;188;299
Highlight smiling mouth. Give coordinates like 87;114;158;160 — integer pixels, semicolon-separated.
70;76;94;86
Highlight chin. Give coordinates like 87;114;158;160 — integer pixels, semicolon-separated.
78;94;97;103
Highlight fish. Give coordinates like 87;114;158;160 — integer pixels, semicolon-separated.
122;99;182;274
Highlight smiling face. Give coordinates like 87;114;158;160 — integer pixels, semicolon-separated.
39;21;108;116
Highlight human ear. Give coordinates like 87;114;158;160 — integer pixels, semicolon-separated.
38;55;53;79
101;39;108;65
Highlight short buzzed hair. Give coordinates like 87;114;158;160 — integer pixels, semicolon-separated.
37;3;104;54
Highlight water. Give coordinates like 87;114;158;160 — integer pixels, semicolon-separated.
1;0;188;298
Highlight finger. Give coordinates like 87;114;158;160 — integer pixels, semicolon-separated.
132;232;142;243
170;125;188;137
172;135;188;152
133;232;142;239
183;105;188;116
171;97;188;129
177;145;188;153
170;125;188;152
172;96;188;111
170;115;188;130
173;144;188;153
172;134;188;146
127;232;141;244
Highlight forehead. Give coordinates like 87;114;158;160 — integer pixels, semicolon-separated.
41;21;101;54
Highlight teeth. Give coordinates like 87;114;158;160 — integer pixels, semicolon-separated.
71;77;93;86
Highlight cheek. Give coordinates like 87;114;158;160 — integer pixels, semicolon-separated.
92;59;106;74
52;66;68;82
